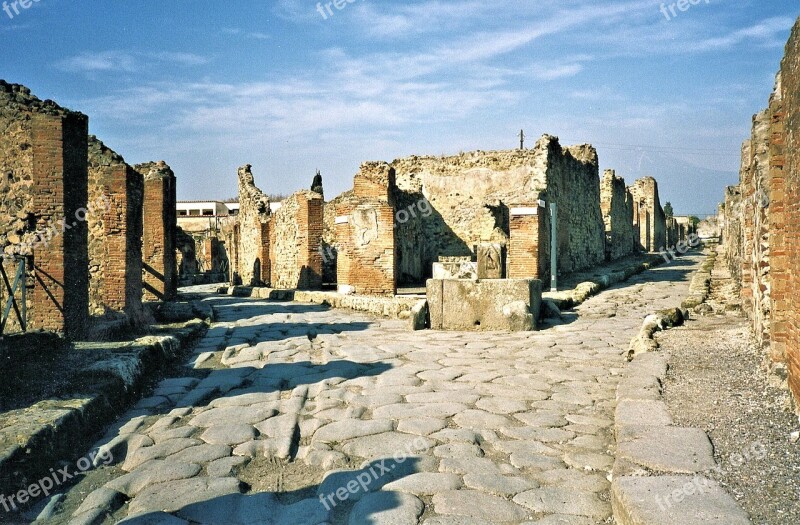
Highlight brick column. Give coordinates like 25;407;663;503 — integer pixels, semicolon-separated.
30;113;89;337
298;194;324;290
508;204;546;281
335;163;397;296
141;163;177;301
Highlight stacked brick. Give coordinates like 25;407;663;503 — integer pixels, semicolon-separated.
269;190;323;290
138;161;177;302
236;164;271;286
0;81;89;337
87;136;144;320
335;163;397;296
721;18;800;411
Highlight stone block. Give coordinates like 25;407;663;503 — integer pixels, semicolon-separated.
426;278;542;331
432;262;477;280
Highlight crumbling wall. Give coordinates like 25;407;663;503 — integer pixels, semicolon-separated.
387;136;604;284
629;177;666;252
139;161;177;301
335;162;397;296
87;136;143;320
0;81;89;337
237;164;271;286
720;17;800;411
601;169;636;261
772;20;800;409
269;190;323;290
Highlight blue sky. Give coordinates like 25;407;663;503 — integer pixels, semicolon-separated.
1;1;796;215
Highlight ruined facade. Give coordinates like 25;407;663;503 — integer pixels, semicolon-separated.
381;136;605;285
236;164;271;286
600;169;637;261
629;177;667;253
0;81;89;337
139;161;177;302
721;18;800;411
87;137;144;320
269;190;323;290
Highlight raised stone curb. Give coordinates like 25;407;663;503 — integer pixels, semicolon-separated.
223;286;421;321
544;254;666;310
612;248;751;524
0;319;207;500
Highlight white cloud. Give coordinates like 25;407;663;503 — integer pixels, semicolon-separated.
56;51;209;74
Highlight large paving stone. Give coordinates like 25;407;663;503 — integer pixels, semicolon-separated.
611;476;750;525
463;472;537;496
341;432;434;460
122;439;203;471
383;473;463;495
617;427;716;474
128;477;243;515
347;492;424;525
433;490;530;522
200;424;258;445
513;487;610;518
188;404;278;428
313;419;394;444
108;460;203;496
615;400;673;427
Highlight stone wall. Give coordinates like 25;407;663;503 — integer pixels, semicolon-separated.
236;164;271;286
87;137;144;321
773;20;800;408
269;190;323;290
334;162;397;296
601;169;636;261
720;17;800;411
0;81;89;337
385;135;604;284
629;177;666;252
139;161;177;302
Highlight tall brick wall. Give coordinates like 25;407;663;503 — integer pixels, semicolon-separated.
774;20;800;408
30;112;90;337
629;177;666;252
720;17;800;411
601;169;637;261
335;162;397;296
139;161;177;302
87;137;144;320
269;190;324;290
237;164;271;286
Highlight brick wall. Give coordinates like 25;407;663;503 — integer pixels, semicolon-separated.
775;19;800;407
335;162;397;296
508;205;546;279
269;190;324;290
139;161;177;302
30;112;89;337
87;137;144;320
236;164;271;286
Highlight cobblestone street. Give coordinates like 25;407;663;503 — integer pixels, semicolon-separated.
50;255;703;525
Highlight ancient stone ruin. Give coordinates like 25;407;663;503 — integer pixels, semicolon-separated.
720;18;800;411
0;80;178;338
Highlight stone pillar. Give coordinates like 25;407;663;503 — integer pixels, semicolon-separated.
508;204;546;281
298;193;324;290
140;162;177;301
30;112;89;337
